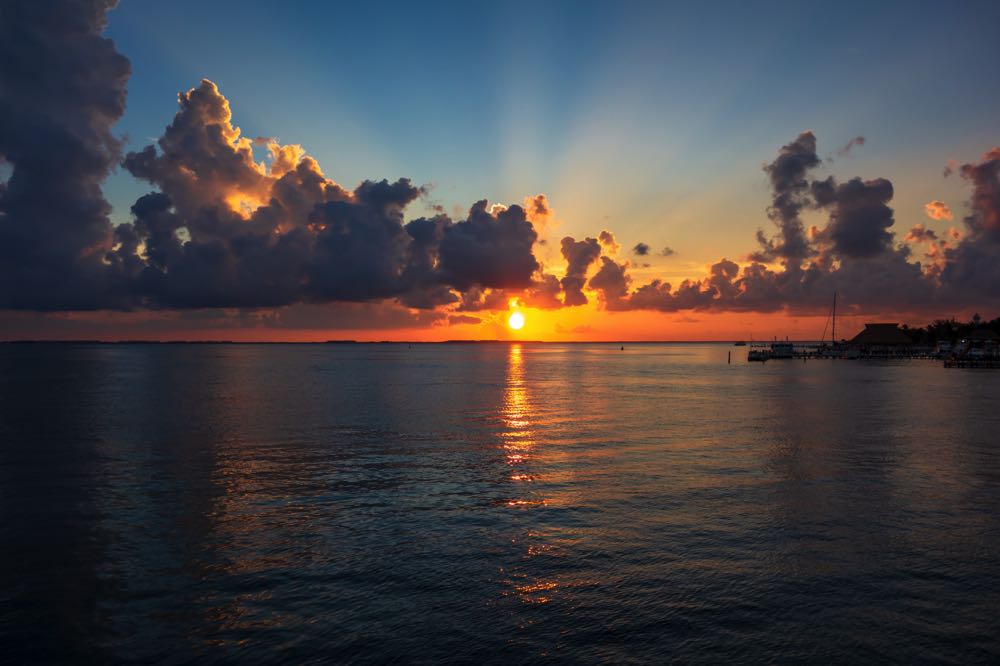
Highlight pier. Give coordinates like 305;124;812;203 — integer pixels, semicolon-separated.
944;357;1000;369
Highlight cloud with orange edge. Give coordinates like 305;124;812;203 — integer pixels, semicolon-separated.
924;200;953;221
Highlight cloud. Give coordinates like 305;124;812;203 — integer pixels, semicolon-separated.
904;224;937;243
2;3;1000;329
447;314;481;325
559;236;602;306
924;200;953;221
588;257;632;310
753;131;821;264
958;147;1000;241
937;147;1000;301
833;135;866;158
116;80;543;310
437;200;539;290
811;176;895;258
598;229;620;254
522;193;553;232
0;4;548;317
0;0;131;310
579;131;1000;316
454;286;511;312
660;246;676;257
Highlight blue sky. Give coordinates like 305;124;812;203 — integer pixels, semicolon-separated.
103;0;1000;273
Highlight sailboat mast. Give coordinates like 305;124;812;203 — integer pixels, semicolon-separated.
832;291;837;345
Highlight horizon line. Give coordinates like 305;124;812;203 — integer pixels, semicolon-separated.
1;338;837;345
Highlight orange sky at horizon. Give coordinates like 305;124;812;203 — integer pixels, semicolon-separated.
3;302;981;343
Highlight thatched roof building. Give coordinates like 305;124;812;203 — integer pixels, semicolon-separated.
849;323;913;346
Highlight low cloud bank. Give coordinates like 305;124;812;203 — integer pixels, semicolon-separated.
2;1;999;322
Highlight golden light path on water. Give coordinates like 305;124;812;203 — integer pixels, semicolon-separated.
499;344;575;606
502;345;536;496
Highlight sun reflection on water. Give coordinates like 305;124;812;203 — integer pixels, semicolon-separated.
500;344;535;470
502;345;540;492
499;344;565;606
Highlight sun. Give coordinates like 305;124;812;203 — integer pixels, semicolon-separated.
508;311;525;330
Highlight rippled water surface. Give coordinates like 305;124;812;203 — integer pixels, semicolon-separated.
2;342;999;663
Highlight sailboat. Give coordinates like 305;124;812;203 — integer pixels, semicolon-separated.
819;292;857;358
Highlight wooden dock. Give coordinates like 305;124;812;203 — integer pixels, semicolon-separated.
944;357;1000;369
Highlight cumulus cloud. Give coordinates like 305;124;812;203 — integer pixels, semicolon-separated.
753;131;821;264
437;200;539;290
580;132;1000;316
811;176;895;258
1;3;553;316
3;1;1000;327
937;147;1000;301
598;229;620;254
924;200;953;221
958;147;1000;240
114;79;546;309
904;224;938;243
559;236;602;306
0;0;131;310
522;193;554;232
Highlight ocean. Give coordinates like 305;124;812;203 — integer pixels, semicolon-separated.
1;342;998;662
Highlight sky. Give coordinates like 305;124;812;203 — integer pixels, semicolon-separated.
2;0;1000;341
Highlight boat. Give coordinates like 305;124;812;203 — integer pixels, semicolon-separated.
747;344;769;362
734;341;747;346
817;291;844;358
769;341;794;359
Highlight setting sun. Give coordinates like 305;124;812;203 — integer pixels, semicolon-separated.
508;311;525;330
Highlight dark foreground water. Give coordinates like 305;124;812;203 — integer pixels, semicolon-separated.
1;343;999;663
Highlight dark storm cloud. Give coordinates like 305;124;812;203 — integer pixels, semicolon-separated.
559;236;602;306
754;131;820;264
579;131;1000;316
115;76;545;310
0;0;131;310
958;147;1000;241
437;201;539;290
811;176;895;258
938;147;1000;300
2;3;999;326
0;3;548;315
588;257;631;310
